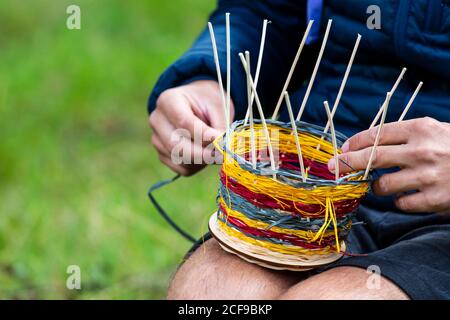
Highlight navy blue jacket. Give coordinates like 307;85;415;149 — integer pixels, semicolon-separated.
148;0;450;214
149;0;450;136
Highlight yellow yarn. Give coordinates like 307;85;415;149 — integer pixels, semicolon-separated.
219;198;346;241
218;219;334;255
214;123;369;255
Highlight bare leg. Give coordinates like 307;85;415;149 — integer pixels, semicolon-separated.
167;238;304;299
278;266;409;300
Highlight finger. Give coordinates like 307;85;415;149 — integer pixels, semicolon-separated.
151;133;170;158
159;154;205;177
184;80;235;131
160;93;221;145
170;135;216;165
328;145;409;174
159;154;190;176
395;189;448;213
372;169;420;196
342;121;413;152
206;97;235;131
151;110;216;165
149;110;179;152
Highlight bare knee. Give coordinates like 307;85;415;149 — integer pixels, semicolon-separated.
167;238;302;300
278;266;409;300
167;238;228;299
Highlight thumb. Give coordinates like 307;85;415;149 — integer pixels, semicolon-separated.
167;96;220;145
207;98;235;135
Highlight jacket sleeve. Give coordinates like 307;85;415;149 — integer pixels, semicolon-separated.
147;0;308;119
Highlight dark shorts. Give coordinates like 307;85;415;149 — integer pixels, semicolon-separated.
185;204;450;300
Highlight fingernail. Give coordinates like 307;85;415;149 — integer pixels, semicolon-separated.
328;158;335;172
341;140;349;153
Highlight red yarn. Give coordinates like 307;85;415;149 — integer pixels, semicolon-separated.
242;151;336;180
219;204;336;249
219;169;360;217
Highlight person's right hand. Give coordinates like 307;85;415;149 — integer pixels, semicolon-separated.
149;80;234;176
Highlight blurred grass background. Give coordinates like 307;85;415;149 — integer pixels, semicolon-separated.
0;0;217;298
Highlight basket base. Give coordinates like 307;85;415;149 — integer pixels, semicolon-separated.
208;212;345;272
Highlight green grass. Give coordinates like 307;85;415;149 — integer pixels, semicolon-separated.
0;0;216;299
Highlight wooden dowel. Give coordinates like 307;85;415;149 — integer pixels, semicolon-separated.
364;92;392;179
245;51;252;112
226;13;231;129
239;53;277;174
271;20;314;120
370;67;406;128
244;19;269;125
207;22;228;131
316;33;361;151
296;19;333;121
245;51;257;169
284;91;306;182
323;101;339;181
398;81;423;122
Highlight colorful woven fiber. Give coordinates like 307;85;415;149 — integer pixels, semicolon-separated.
213;119;370;257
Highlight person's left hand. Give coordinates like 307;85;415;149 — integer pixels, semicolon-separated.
328;117;450;213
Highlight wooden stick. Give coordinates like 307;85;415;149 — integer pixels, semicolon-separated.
284;92;306;182
364;92;392;180
284;92;306;181
244;19;269;125
271;20;314;120
254;19;268;95
226;13;231;129
323;101;339;181
245;51;252;111
316;33;361;151
370;67;406;128
207;22;228;131
245;51;257;169
239;53;277;174
296;19;333;121
398;81;423;122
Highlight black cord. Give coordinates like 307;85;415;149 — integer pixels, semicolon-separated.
147;161;362;244
147;175;196;243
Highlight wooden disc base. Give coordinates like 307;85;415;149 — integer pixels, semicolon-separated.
208;212;345;272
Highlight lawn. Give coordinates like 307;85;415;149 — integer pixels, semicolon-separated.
0;0;217;299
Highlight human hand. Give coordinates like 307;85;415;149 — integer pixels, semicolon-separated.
149;80;234;176
328;117;450;213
